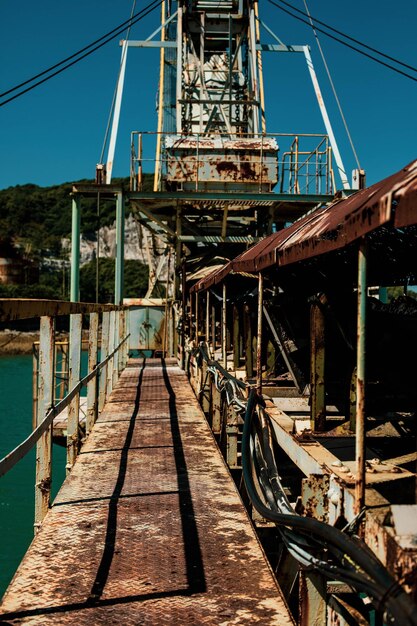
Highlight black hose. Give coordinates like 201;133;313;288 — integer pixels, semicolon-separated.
242;389;417;626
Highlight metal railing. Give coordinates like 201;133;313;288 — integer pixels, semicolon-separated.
130;131;334;195
0;300;130;531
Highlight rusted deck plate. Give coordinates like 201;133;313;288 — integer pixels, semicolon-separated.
0;359;293;625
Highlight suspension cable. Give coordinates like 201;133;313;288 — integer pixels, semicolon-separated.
267;0;417;84
0;0;162;107
272;0;417;75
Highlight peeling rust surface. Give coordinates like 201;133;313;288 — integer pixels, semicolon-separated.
0;359;294;625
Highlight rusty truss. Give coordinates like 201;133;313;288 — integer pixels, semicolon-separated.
0;359;293;625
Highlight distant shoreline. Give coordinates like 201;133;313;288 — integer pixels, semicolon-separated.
0;331;96;355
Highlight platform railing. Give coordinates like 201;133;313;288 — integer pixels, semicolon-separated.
130;130;334;195
0;300;130;531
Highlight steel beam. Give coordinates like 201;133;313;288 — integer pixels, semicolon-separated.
106;41;128;183
303;46;349;190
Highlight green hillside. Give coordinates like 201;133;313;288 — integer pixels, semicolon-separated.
0;175;153;301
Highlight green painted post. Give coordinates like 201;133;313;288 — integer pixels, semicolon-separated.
115;192;125;305
355;240;367;515
70;196;81;302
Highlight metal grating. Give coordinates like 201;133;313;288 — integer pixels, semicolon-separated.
0;359;294;625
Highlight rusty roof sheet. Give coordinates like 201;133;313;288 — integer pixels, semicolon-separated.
190;262;232;292
392;160;417;228
191;160;417;292
275;159;417;266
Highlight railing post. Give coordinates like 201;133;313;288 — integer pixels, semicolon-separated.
99;311;110;411
87;312;99;435
113;310;120;387
124;307;130;366
119;309;125;371
67;313;82;472
107;310;116;397
34;316;54;532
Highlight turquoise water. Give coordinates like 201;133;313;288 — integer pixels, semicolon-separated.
0;354;90;597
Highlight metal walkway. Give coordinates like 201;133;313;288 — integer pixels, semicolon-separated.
0;358;293;625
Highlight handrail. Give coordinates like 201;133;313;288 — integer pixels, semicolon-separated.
0;333;130;478
0;299;126;322
0;299;131;528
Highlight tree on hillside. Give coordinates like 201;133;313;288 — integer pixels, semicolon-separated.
80;258;149;303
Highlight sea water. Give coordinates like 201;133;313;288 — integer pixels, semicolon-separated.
0;355;77;597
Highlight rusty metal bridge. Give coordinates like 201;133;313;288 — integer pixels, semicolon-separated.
1;0;417;624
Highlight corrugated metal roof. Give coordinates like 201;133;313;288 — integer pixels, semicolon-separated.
191;159;417;292
275;159;417;267
393;160;417;228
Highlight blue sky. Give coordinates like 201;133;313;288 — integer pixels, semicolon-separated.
1;0;416;190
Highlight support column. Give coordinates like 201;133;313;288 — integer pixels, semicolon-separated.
195;292;199;343
67;313;82;473
115;192;125;305
233;304;240;371
299;571;327;626
34;316;54;532
180;259;186;369
355;240;367;515
310;295;326;432
222;283;227;369
70;196;81;302
206;291;210;346
256;273;263;394
244;304;253;378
